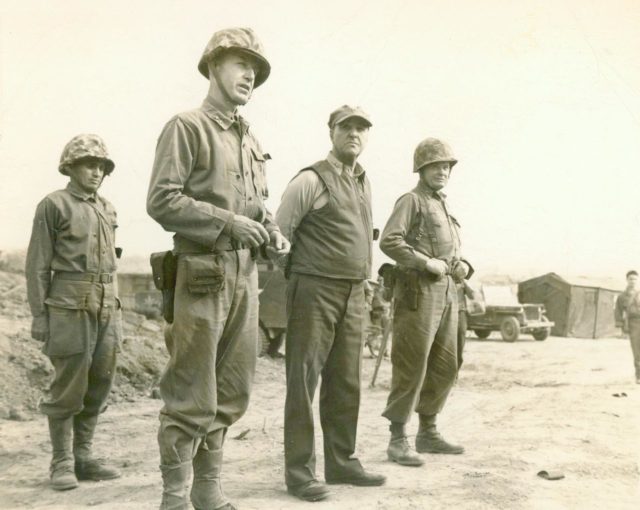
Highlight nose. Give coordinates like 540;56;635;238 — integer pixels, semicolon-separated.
245;66;256;82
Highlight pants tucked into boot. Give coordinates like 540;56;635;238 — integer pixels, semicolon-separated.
191;429;228;510
48;416;78;491
73;413;120;480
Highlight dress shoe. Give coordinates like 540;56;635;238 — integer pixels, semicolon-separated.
287;480;330;502
326;470;386;486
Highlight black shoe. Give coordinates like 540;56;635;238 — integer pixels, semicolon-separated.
75;458;121;481
326;470;386;486
287;480;330;502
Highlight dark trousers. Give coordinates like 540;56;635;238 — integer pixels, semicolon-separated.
284;273;365;488
382;275;459;423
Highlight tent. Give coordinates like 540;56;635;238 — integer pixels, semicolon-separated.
517;273;623;338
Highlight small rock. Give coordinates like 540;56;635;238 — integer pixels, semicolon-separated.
150;388;161;399
8;407;30;421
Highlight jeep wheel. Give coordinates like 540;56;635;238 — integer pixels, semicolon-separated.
474;330;491;339
500;317;520;342
258;325;269;357
532;316;551;341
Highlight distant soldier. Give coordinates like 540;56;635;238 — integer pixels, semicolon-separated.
25;134;122;490
614;270;640;384
147;27;289;510
380;137;473;467
276;106;385;502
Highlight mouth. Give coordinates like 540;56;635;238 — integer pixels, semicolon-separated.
237;84;251;94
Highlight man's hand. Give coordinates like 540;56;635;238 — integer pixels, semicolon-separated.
425;258;448;277
229;215;270;248
31;315;48;342
265;231;291;257
452;260;469;282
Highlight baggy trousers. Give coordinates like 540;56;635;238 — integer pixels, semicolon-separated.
158;250;258;464
382;275;459;423
284;273;365;488
627;318;640;378
40;280;120;420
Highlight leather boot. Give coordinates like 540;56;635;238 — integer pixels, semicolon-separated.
160;461;192;510
48;416;79;491
415;414;464;454
73;414;121;480
386;422;423;467
191;429;237;510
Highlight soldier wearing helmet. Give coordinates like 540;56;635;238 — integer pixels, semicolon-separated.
147;27;289;510
25;134;122;491
379;137;474;467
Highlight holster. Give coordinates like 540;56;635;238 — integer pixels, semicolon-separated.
150;251;178;323
395;267;421;311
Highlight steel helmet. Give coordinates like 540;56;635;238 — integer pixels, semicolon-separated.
413;137;457;173
198;27;271;88
58;134;115;176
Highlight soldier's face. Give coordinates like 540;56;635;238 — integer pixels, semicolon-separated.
330;118;369;162
420;162;451;190
213;51;257;105
68;158;106;194
627;274;638;290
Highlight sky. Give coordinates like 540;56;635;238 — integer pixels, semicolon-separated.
1;0;639;279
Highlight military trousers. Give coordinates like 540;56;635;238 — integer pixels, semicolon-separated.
627;318;640;378
40;280;120;419
382;275;459;423
284;273;366;488
158;250;258;460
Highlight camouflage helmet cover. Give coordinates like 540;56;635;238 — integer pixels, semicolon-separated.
58;134;115;176
198;27;271;88
413;137;457;173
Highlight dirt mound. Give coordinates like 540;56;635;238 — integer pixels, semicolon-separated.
0;270;168;419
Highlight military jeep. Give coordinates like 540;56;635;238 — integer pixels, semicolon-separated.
466;285;553;342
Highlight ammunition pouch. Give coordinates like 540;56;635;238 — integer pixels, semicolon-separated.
150;251;178;323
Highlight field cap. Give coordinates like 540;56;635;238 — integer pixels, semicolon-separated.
328;105;372;129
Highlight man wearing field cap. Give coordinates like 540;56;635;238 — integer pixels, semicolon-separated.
147;27;289;510
276;105;386;502
380;137;473;467
26;134;122;491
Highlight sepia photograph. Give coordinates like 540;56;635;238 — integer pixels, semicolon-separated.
0;1;639;508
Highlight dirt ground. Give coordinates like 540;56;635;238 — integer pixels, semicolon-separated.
1;269;639;509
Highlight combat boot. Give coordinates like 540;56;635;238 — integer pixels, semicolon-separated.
160;461;192;510
73;414;121;481
415;414;464;455
191;429;237;510
48;416;79;491
386;422;423;467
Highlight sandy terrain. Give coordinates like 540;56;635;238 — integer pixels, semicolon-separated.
0;267;638;509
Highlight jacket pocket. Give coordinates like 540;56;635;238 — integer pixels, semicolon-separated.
184;254;225;294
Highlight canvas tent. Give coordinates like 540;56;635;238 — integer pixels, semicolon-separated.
517;273;623;339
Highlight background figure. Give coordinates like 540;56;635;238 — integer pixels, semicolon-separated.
276;105;385;502
614;270;640;384
146;27;288;510
380;137;473;468
25;134;122;491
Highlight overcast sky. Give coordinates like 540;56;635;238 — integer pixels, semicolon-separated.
1;0;639;278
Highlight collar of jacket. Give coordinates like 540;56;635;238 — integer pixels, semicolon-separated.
416;180;447;200
66;181;98;202
327;151;366;180
201;95;249;133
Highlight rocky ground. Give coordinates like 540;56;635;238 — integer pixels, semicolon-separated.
0;268;638;509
